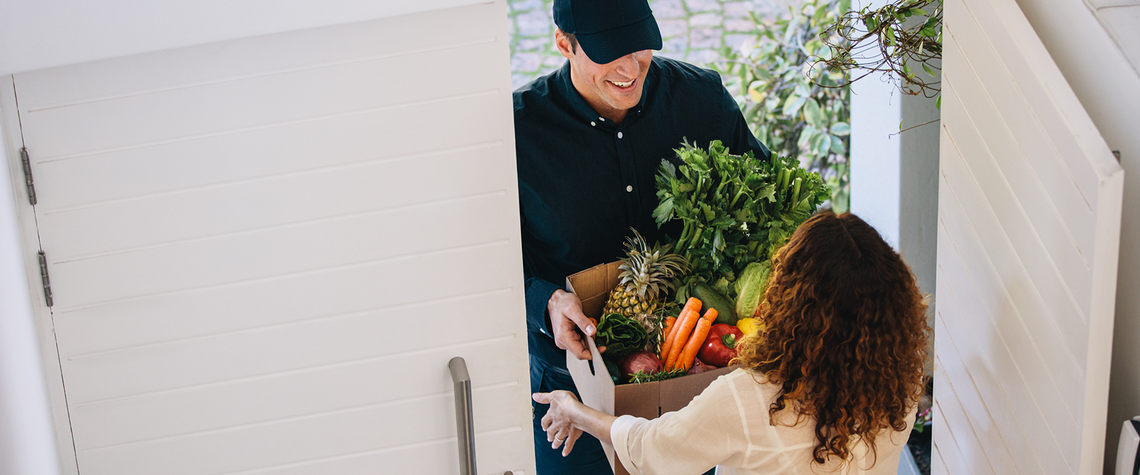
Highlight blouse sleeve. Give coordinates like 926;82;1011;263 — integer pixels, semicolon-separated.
609;372;747;475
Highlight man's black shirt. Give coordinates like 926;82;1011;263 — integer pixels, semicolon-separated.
514;56;770;369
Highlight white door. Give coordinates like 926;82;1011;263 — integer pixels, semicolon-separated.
0;3;535;475
936;0;1124;472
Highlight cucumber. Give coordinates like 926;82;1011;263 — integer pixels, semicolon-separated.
691;282;737;325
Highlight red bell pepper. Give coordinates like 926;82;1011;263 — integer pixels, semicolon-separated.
698;323;744;367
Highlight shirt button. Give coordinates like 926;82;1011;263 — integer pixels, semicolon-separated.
590;121;596;127
626;185;633;192
617;132;624;139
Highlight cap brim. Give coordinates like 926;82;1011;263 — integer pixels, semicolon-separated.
575;14;663;65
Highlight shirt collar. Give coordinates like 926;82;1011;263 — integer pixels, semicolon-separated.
554;60;654;127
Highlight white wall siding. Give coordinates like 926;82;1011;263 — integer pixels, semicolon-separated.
0;0;492;75
2;2;534;474
936;0;1123;472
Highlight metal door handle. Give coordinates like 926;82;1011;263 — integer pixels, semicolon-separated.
449;357;477;475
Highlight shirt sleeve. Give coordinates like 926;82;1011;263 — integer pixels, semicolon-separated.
720;87;771;161
609;373;745;475
524;276;559;337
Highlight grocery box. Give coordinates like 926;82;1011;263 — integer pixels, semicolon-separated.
565;261;734;475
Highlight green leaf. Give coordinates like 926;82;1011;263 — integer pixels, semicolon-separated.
803;98;822;127
653;196;675;225
811;133;828;157
829;135;848;155
782;93;806;117
829;122;851;136
922;62;935;77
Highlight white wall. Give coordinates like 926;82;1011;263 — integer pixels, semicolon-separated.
848;1;941;314
0;0;487;75
850;73;902;249
1012;0;1140;472
0;113;60;475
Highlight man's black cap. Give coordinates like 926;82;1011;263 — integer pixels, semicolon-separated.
553;0;663;64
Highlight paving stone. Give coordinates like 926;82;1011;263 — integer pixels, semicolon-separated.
543;56;566;69
517;37;551;52
651;0;686;18
659;19;688;38
684;0;722;13
689;12;723;28
513;74;535;90
662;37;689;55
689;48;723;64
723;33;755;51
512;52;544;72
516;9;552;36
690;28;721;49
725;19;755;32
723;1;754;19
511;0;544;11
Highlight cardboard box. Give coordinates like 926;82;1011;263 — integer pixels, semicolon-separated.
565;261;734;475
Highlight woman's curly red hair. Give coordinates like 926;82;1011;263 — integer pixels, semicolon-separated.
735;211;930;466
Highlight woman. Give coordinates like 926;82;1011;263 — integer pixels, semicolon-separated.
533;211;930;474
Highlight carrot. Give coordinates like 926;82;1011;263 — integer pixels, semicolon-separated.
664;309;704;369
660;310;688;359
676;308;718;371
659;316;677;355
661;296;702;359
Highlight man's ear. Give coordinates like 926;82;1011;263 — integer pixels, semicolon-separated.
554;29;574;59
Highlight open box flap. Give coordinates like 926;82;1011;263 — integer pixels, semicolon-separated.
566;336;616;468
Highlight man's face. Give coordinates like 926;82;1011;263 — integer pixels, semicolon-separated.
556;30;652;123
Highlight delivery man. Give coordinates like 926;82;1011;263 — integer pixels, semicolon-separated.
514;0;771;472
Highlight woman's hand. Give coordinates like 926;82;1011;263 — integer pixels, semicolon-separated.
532;390;618;457
532;390;585;457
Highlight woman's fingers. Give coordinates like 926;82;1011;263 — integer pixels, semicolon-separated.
534;389;585;454
561;428;582;457
550;426;571;449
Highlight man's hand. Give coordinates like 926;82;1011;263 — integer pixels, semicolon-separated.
547;289;603;360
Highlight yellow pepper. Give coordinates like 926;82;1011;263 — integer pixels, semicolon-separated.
736;317;762;335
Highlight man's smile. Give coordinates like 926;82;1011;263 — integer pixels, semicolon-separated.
609;79;636;89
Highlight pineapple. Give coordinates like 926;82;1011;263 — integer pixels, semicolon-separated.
602;228;689;334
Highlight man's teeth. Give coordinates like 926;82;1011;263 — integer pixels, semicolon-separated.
611;79;634;87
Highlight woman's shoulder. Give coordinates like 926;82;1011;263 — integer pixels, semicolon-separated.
698;367;784;410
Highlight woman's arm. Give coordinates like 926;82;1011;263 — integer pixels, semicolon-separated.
532;390;617;456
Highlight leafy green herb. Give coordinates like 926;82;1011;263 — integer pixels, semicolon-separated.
627;368;689;384
595;313;650;358
653;140;830;301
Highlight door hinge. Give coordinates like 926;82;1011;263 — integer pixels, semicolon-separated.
20;147;37;205
37;251;53;307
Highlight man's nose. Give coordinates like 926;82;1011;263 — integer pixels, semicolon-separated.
612;53;640;76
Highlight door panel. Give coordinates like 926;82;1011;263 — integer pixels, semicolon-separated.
937;0;1124;472
3;2;534;474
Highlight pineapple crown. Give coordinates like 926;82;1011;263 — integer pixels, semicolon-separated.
618;228;689;300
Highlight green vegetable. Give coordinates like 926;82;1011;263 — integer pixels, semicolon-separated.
653;140;830;303
691;282;737;325
595;313;651;357
734;261;772;319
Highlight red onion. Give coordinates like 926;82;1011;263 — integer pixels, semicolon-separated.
618;351;663;383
